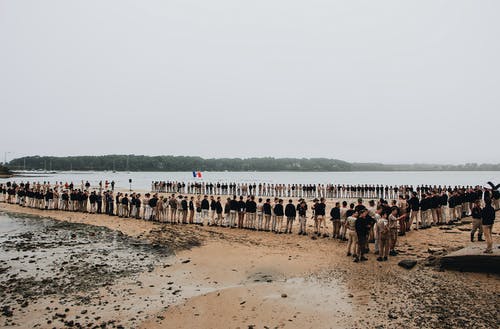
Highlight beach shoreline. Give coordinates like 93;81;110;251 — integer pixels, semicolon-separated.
1;202;499;329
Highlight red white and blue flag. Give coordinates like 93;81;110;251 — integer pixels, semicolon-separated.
192;171;202;178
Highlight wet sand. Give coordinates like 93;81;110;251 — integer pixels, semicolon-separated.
0;202;499;329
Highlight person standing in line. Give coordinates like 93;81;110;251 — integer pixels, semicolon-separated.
440;190;448;224
215;196;223;226
330;202;341;239
169;194;177;224
355;209;370;262
245;196;257;230
195;195;202;225
121;194;129;218
285;199;296;234
271;197;278;232
209;196;217;226
339;201;349;240
201;195;210;225
388;206;402;256
223;197;231;227
481;198;495;254
408;192;420;230
189;196;195;224
397;195;408;235
256;198;264;231
315;198;327;237
470;199;484;242
181;196;188;224
229;195;239;228
175;195;182;223
273;199;284;234
346;211;358;258
297;199;308;235
376;209;390;261
96;192;102;214
134;194;141;219
372;205;383;255
237;196;246;229
263;198;272;231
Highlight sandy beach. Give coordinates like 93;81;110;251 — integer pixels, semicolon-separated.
1;200;499;329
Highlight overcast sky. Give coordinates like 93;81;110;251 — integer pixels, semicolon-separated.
1;0;498;164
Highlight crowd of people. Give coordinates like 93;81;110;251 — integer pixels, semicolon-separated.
1;179;498;258
150;181;472;200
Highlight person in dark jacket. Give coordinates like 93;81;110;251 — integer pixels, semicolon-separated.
237;196;246;229
297;199;308;235
188;196;195;224
229;196;239;228
245;196;257;230
273;199;284;233
263;199;272;231
201;195;210;225
285;199;296;234
330;202;341;238
481;198;495;253
214;196;223;226
408;193;420;229
315;198;327;237
354;209;370;262
209;196;217;226
470;200;484;242
223;197;231;227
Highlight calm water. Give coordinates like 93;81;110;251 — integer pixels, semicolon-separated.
2;171;499;191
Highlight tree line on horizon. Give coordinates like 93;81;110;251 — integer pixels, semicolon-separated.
6;155;500;172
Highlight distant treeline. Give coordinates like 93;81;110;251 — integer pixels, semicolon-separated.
8;155;351;172
7;155;500;172
0;164;12;177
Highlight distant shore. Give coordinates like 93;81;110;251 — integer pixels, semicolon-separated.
7;154;500;172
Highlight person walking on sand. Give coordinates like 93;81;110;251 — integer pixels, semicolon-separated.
481;198;495;253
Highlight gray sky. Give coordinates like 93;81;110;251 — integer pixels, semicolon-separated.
1;0;499;164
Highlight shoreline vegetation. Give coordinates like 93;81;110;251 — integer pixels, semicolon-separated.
0;164;12;178
7;155;500;172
